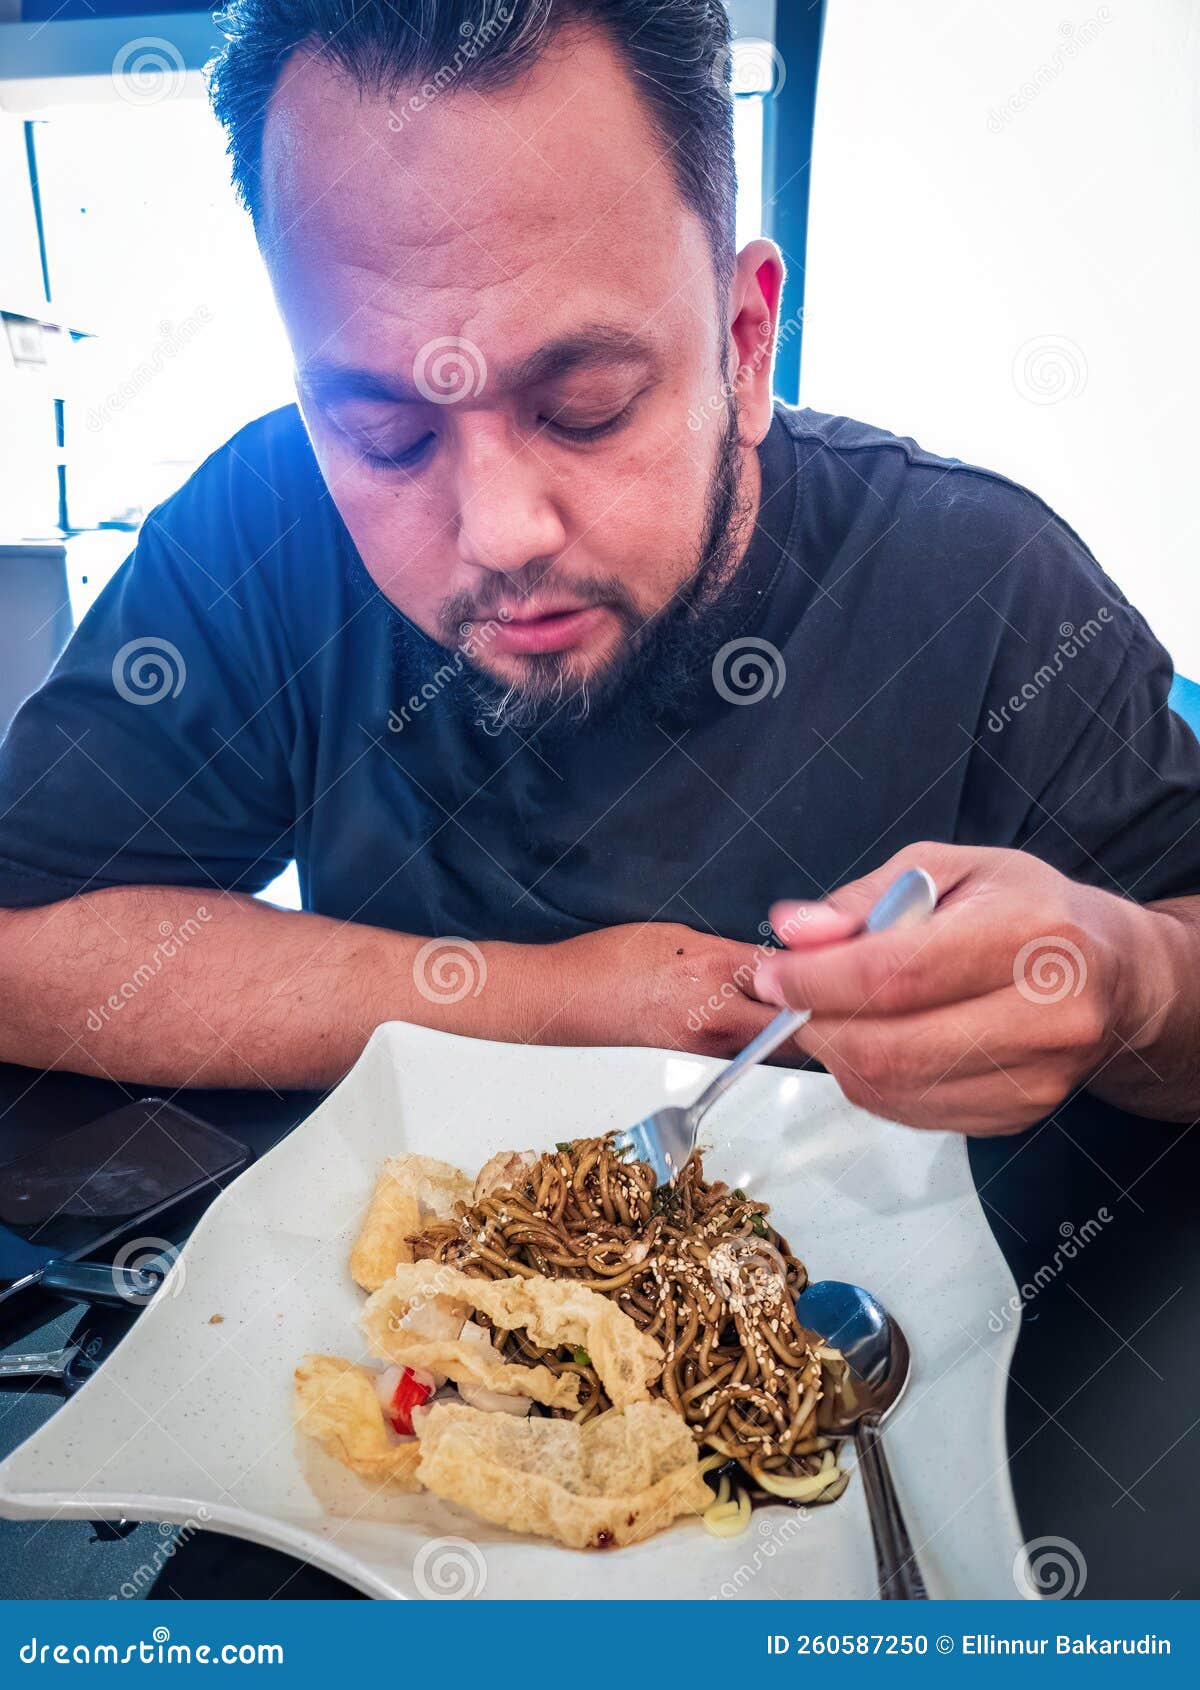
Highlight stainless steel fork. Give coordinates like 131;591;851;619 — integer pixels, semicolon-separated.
613;867;938;1184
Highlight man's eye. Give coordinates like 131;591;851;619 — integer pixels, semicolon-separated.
541;404;632;443
345;427;435;470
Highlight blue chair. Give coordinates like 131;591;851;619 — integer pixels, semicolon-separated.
1169;675;1200;737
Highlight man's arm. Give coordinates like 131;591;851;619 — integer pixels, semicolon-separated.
0;886;775;1088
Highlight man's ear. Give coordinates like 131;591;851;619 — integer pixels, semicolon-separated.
726;239;786;447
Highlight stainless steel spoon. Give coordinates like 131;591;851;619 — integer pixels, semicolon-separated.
796;1278;928;1600
614;866;938;1186
0;1302;136;1398
0;1341;100;1395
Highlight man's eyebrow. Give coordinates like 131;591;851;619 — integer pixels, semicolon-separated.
299;324;655;408
505;324;656;390
298;363;411;406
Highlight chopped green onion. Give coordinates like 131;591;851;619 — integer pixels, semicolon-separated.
555;1141;572;1152
572;1346;592;1368
733;1187;748;1202
751;1213;769;1238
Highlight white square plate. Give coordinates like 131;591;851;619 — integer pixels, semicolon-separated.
0;1024;1024;1599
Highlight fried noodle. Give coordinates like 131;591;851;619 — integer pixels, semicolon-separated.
411;1136;853;1520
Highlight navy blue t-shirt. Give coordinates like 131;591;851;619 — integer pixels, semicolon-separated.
2;400;1199;940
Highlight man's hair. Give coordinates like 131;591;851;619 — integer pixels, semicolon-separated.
208;0;737;290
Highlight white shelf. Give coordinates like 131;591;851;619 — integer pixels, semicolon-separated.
0;15;221;105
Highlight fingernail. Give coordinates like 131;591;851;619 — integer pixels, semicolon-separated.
769;900;857;943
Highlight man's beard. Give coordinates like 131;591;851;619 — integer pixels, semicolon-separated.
388;401;755;741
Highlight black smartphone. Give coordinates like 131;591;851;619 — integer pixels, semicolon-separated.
0;1099;248;1302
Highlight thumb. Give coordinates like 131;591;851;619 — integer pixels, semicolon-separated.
764;863;903;953
753;901;856;1006
765;899;859;951
752;900;857;1007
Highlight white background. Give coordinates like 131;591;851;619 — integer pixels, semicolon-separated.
801;0;1200;677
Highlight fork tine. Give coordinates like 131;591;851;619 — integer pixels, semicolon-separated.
611;1121;670;1186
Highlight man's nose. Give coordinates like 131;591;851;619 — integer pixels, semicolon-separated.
453;419;566;576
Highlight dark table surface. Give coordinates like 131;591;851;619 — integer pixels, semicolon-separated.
0;1058;1196;1600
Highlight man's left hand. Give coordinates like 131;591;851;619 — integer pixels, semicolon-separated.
752;842;1177;1134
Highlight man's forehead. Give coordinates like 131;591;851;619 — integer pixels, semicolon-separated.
299;321;660;408
259;27;696;288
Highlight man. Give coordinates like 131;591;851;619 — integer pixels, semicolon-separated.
0;0;1197;1134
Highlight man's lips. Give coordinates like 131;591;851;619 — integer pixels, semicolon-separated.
478;602;609;656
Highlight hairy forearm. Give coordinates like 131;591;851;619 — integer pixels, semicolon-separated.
1087;897;1200;1121
0;886;550;1088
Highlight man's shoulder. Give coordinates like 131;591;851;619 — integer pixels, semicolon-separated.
165;402;326;511
773;400;1134;621
116;405;365;692
775;400;1074;530
144;403;341;574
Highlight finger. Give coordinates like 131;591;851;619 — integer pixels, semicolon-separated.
792;983;1091;1091
830;1063;1065;1136
755;841;989;1010
753;893;1017;1017
765;901;860;953
793;1002;999;1089
754;904;859;1006
792;987;1087;1133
